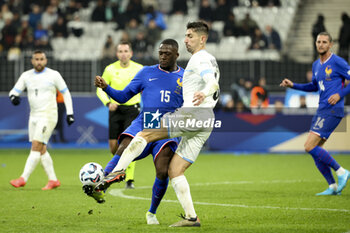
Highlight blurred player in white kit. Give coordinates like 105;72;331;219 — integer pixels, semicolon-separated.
9;50;75;190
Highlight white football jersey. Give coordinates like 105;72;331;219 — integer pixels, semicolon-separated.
9;67;69;119
182;49;220;108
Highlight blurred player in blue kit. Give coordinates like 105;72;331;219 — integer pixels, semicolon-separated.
93;39;184;224
280;32;350;195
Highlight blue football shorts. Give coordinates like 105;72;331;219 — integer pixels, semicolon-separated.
119;117;180;162
309;114;342;139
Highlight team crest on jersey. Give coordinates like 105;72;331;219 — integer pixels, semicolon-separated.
325;66;332;80
174;77;183;95
176;78;182;87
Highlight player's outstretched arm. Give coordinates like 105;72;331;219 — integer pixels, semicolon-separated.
95;75;140;104
280;78;318;92
279;78;293;88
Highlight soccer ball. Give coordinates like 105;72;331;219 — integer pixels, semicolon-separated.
79;162;104;186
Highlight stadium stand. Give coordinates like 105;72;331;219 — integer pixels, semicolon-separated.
0;0;298;61
0;0;349;94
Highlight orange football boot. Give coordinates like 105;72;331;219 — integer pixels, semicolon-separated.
10;177;26;188
42;180;61;190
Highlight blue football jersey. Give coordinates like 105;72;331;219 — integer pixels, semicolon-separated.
105;64;184;121
312;54;350;117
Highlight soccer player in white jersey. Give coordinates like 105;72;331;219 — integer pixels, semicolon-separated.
95;21;220;227
9;50;75;190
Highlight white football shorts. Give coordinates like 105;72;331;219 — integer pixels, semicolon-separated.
28;116;57;144
162;107;214;163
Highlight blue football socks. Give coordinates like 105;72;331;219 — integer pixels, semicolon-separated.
149;177;169;214
309;146;340;185
310;146;340;171
104;154;121;176
311;155;336;185
310;146;340;170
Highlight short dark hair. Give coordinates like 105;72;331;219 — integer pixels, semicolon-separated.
118;41;133;50
186;21;209;36
160;39;179;49
317;32;333;43
33;50;45;55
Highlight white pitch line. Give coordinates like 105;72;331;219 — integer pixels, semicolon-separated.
108;180;350;213
111;179;321;190
189;179;322;186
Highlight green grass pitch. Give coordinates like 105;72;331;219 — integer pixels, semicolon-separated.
0;149;349;233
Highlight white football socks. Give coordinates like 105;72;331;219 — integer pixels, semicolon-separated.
41;151;57;181
113;135;147;172
171;175;197;219
329;183;338;191
336;167;346;176
21;150;41;182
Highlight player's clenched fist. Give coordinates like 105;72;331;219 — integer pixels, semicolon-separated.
328;93;340;105
192;91;205;106
95;76;108;89
279;78;293;88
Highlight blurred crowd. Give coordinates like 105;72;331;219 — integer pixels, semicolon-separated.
101;0;284;59
0;0;284;60
217;67;349;114
199;0;282;51
1;0;349;113
1;0;348;61
0;0;79;59
216;70;318;114
217;76;271;113
312;12;350;62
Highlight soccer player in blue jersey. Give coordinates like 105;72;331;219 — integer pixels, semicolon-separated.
280;32;350;195
93;39;184;224
96;21;220;227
